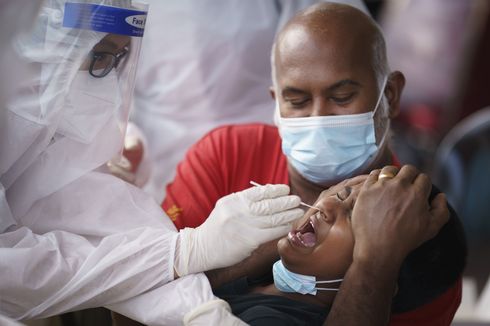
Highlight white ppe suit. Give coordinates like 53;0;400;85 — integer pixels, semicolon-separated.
0;1;302;324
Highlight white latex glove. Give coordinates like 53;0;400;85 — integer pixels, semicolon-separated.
183;298;248;326
175;184;302;276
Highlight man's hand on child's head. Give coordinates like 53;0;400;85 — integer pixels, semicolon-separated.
351;165;450;267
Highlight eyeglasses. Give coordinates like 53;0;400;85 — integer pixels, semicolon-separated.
89;46;129;78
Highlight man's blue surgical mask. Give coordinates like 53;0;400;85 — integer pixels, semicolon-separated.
277;76;389;185
272;260;343;295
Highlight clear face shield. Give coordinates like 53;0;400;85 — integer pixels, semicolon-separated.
8;0;148;143
58;1;148;147
1;0;148;219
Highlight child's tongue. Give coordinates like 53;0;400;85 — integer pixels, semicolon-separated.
297;231;316;247
303;231;316;247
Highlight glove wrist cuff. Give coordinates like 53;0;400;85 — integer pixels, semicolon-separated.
175;227;201;277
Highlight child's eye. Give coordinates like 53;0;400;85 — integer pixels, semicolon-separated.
335;186;352;201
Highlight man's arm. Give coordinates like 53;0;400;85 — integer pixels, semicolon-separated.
326;165;450;325
326;252;401;325
206;239;280;288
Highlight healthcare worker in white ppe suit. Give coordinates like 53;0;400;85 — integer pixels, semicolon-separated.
0;1;303;324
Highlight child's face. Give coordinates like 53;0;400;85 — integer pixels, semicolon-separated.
277;175;367;280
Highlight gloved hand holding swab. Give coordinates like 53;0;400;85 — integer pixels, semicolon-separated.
250;181;321;212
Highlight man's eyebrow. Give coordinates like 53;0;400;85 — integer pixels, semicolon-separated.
328;79;362;91
281;80;361;96
281;87;308;97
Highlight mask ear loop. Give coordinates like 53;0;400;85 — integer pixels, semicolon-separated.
374;75;391;152
368;75;391;158
371;75;389;118
315;278;344;291
344;76;389;176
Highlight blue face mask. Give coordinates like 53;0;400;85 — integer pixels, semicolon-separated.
272;260;343;295
277;77;389;185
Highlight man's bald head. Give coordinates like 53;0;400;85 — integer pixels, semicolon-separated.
271;2;388;91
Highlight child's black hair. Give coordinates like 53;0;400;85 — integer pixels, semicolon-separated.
391;185;467;313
